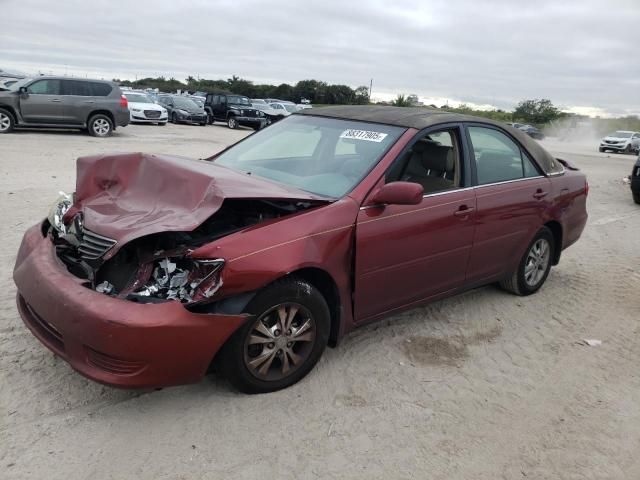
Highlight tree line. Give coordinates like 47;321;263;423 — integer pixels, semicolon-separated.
114;75;371;105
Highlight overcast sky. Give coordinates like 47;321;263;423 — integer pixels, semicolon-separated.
2;0;639;116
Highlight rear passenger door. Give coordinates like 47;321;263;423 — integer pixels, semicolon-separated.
19;79;64;124
60;80;93;125
464;124;551;283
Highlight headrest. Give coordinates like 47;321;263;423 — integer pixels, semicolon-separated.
419;142;454;172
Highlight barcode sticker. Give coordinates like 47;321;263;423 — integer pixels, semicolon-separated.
340;129;388;143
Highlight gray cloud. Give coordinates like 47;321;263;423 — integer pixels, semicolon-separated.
2;0;639;115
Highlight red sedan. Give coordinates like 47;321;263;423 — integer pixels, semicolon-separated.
13;106;588;393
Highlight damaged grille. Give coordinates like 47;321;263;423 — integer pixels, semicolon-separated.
78;229;117;261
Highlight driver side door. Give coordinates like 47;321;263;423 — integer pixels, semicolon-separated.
353;125;477;323
19;79;64;124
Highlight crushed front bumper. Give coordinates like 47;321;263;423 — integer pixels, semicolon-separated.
13;223;247;389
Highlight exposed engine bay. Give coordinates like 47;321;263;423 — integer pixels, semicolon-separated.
48;197;321;305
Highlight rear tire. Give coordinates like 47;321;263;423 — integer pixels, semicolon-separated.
218;278;330;394
633;192;640;205
88;114;113;137
500;226;555;296
0;108;15;133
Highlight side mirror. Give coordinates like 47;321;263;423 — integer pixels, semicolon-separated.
19;86;28;96
370;181;424;206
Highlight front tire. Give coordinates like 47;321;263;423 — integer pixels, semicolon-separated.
0;108;15;133
88;114;113;137
500;226;554;296
633;192;640;205
219;278;330;394
227;116;238;129
599;147;605;153
171;112;178;124
625;144;632;154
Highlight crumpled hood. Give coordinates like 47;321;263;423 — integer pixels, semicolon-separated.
73;152;325;251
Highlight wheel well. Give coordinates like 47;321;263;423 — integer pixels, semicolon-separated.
0;105;17;121
87;110;114;126
287;268;341;347
544;220;562;265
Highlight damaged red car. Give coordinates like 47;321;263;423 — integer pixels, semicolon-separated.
13;106;588;393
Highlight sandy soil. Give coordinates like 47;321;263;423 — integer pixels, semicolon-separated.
1;125;639;480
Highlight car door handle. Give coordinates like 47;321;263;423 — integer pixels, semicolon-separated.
454;205;475;217
83;100;95;104
533;190;548;199
50;99;62;103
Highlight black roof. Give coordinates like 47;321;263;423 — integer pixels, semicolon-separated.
298;105;562;174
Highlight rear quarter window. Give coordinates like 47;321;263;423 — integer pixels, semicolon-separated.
90;82;112;96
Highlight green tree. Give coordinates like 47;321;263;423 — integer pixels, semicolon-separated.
392;94;412;107
354;86;370;105
514;99;563;124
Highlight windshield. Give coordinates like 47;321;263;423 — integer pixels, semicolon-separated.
283;104;299;113
227;95;251;105
124;93;153;103
190;98;204;107
173;96;199;109
214;115;404;198
609;131;633;138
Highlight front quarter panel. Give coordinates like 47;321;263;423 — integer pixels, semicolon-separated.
190;197;360;333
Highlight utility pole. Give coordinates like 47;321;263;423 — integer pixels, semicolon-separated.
369;78;373;100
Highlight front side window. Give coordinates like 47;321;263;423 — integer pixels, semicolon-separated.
27;79;61;95
385;128;461;194
214;115;404;198
468;126;540;185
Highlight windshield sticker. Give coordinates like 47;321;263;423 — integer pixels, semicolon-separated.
340;129;388;142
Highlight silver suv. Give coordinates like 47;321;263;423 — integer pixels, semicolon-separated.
0;76;130;137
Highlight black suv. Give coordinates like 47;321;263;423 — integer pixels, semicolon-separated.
0;76;130;137
204;93;266;130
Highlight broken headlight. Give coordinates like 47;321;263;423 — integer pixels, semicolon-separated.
96;257;225;304
47;191;73;234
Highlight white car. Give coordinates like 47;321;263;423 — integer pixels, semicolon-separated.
123;91;168;125
269;102;298;115
599;130;640;154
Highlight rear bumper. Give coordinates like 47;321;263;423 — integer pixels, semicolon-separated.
115;109;130;127
13;223;247;388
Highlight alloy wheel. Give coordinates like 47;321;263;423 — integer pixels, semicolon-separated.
92;118;110;136
0;112;11;132
243;303;316;381
524;238;550;287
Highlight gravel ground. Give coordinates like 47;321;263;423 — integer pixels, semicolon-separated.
1;124;639;480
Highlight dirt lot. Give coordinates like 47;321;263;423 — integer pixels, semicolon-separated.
1;124;639;480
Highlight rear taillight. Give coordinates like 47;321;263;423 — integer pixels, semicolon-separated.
585;180;589;196
120;94;128;108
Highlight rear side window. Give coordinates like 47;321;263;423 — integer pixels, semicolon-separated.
61;80;91;96
468;126;540;185
89;82;112;96
27;79;62;95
